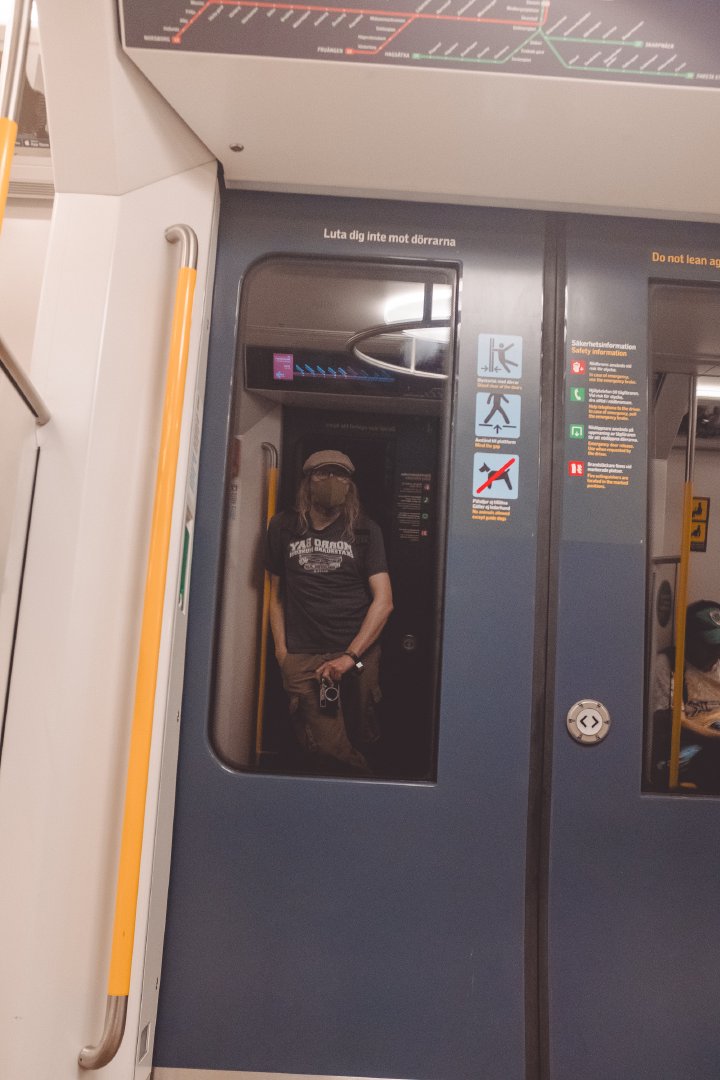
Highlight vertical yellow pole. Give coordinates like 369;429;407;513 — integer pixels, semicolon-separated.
0;118;18;230
106;261;196;994
669;377;697;791
668;482;693;789
80;227;199;1069
255;450;279;757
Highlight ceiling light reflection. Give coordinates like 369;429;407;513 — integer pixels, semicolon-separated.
696;378;720;400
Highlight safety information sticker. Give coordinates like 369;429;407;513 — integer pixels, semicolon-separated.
565;338;640;492
473;333;524;524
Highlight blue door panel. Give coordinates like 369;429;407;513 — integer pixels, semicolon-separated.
155;201;720;1079
549;217;720;1080
154;193;546;1078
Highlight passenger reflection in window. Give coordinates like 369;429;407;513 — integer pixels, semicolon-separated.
652;600;720;792
265;450;393;776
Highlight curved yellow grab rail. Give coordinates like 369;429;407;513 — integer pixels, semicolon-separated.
80;225;198;1069
0;0;32;231
255;443;279;757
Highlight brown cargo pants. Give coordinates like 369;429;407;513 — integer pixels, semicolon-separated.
280;643;382;773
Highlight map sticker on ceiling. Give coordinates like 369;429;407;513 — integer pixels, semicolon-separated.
122;0;720;89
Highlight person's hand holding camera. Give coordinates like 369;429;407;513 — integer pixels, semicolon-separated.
316;653;355;682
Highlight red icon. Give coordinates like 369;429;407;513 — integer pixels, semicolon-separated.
568;461;585;477
571;360;586;375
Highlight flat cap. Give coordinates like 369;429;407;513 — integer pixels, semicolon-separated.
302;449;355;475
688;600;720;644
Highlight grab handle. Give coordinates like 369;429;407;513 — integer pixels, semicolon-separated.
79;225;198;1069
0;0;32;231
0;333;50;424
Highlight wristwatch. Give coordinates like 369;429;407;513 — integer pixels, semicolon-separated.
343;650;364;673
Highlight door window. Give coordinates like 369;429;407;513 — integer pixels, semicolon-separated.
645;283;720;794
211;256;457;781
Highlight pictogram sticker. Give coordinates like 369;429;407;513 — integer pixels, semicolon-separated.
476;391;521;437
477;334;523;379
692;496;709;522
473;452;519;499
691;497;710;552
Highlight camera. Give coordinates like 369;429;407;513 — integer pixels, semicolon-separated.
319;675;340;715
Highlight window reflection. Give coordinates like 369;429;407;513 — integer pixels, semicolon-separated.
211;257;456;781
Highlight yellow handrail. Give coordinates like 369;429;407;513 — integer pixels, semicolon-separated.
80;225;198;1069
668;480;693;790
669;377;697;791
255;444;279;757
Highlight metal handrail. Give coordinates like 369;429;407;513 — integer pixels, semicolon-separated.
0;333;49;424
79;224;199;1069
0;0;32;230
255;442;279;758
346;320;450;381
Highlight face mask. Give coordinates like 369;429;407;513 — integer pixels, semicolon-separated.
312;477;348;510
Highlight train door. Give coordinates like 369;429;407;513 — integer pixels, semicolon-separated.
150;193;550;1080
545;217;720;1080
146;202;720;1080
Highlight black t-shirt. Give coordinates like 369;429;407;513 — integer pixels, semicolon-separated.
265;510;388;653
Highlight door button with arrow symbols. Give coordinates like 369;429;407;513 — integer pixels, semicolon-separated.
566;699;611;745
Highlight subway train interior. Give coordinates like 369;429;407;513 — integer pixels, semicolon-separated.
5;2;720;1079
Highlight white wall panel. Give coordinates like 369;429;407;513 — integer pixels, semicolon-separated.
0;203;52;368
36;0;212;196
0;160;218;1080
124;49;720;220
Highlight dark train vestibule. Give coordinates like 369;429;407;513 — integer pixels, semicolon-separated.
210;255;457;781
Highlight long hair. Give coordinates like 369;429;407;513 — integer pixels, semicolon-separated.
295;475;361;541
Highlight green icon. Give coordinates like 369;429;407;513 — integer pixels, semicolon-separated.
570;386;586;403
570;424;585;439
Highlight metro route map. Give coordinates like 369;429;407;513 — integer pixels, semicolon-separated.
121;0;720;86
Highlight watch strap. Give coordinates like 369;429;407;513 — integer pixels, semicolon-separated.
343;650;364;671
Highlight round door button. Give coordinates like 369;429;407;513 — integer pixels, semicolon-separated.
566;699;611;745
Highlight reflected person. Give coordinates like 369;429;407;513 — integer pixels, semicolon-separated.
652;599;720;790
265;450;393;774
